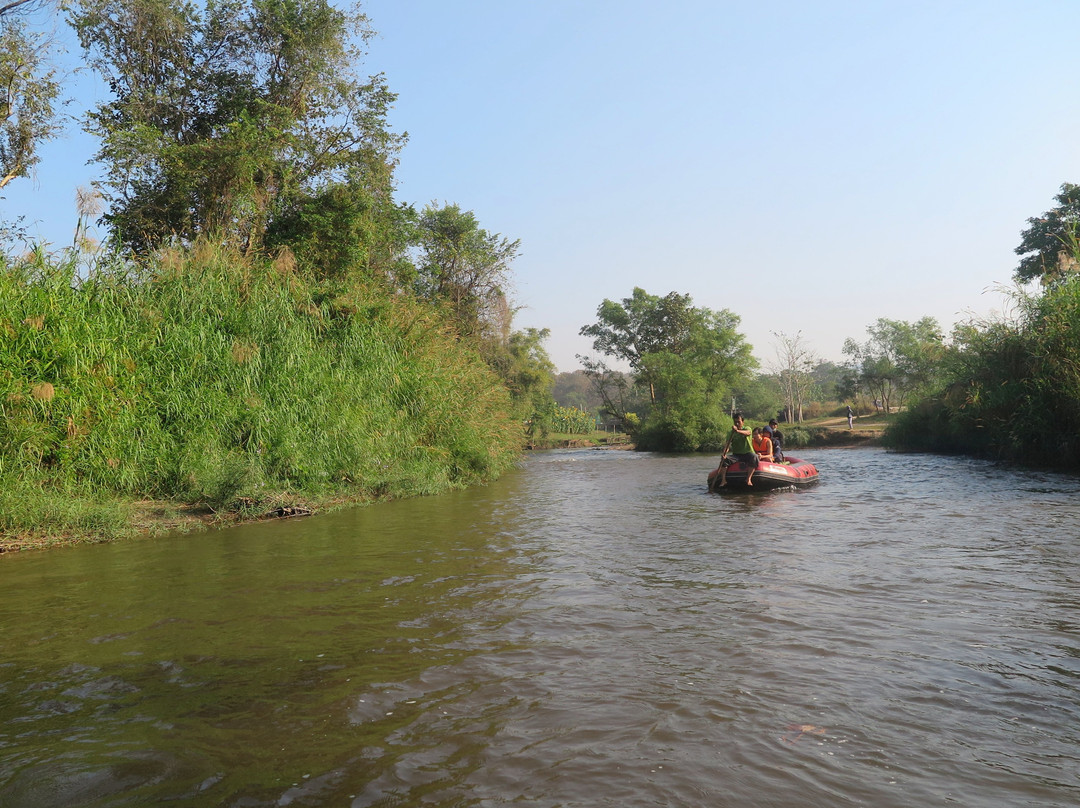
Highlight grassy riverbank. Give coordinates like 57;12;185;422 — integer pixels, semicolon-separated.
780;414;886;448
0;246;523;552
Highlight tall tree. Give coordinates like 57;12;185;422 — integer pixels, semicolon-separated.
579;287;753;449
579;288;699;404
843;317;943;415
492;327;555;414
771;330;817;423
71;0;404;260
1015;182;1080;285
414;202;520;341
0;0;64;193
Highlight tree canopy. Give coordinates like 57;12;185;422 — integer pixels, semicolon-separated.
1014;182;1080;285
0;0;64;193
579;287;753;450
843;317;943;414
414;202;519;341
71;0;405;261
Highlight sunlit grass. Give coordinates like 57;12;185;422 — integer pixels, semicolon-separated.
0;243;522;547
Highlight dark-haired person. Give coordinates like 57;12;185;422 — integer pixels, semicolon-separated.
765;418;785;463
715;412;757;488
752;427;774;463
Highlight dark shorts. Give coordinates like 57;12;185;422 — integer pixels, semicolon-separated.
723;452;759;468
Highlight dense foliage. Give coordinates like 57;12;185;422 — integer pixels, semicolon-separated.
0;246;522;542
579;287;755;451
884;276;1080;466
71;0;407;264
843;317;944;414
0;0;566;547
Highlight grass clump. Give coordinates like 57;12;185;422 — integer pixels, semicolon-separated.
0;244;522;548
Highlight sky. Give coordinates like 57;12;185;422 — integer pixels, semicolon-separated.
14;0;1080;373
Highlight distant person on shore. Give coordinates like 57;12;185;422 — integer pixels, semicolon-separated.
846;405;854;429
752;427;774;463
714;412;757;488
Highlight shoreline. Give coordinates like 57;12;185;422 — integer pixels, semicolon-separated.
2;425;884;554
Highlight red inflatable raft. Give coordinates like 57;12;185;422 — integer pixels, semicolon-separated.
707;456;819;492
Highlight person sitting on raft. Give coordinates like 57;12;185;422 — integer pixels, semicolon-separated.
716;411;757;488
752;426;774;463
765;419;785;463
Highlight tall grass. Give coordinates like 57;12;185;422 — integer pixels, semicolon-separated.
884;275;1080;467
0;243;521;543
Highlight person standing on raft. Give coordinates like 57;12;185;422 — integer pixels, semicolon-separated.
715;411;758;488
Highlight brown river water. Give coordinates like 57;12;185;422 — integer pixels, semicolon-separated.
2;446;1080;807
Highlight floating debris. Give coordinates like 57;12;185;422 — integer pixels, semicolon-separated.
782;723;827;743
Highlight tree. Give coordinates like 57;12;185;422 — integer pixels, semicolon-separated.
71;0;404;260
551;370;595;411
576;356;639;426
1015;183;1080;285
579;287;754;449
579;288;700;404
842;317;944;415
498;327;555;413
414;202;520;341
771;331;817;423
0;0;64;193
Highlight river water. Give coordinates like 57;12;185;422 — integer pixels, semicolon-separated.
2;447;1080;807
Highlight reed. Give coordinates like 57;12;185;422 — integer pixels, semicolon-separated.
0;243;521;544
885;274;1080;467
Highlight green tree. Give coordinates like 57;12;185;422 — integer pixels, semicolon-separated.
579;287;754;450
0;0;64;193
579;288;699;404
843;317;943;415
71;0;404;259
414;202;520;341
500;327;554;412
1015;183;1080;284
885;274;1080;467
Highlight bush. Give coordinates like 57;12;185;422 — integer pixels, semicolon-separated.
884;275;1080;467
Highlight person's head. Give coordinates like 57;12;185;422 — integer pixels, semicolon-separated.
732;411;744;426
769;419;778;427
752;427;761;437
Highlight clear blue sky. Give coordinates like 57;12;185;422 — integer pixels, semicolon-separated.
15;0;1080;372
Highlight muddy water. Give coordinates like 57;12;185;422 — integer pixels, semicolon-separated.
2;447;1080;807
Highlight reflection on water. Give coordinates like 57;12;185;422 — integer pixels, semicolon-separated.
2;447;1080;806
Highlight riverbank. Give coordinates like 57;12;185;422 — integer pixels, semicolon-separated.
0;247;525;554
0;489;385;554
2;420;887;554
787;413;886;448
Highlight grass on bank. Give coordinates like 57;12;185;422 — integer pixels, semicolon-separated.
0;244;523;551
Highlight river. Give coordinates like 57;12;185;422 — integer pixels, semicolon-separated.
2;447;1080;807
